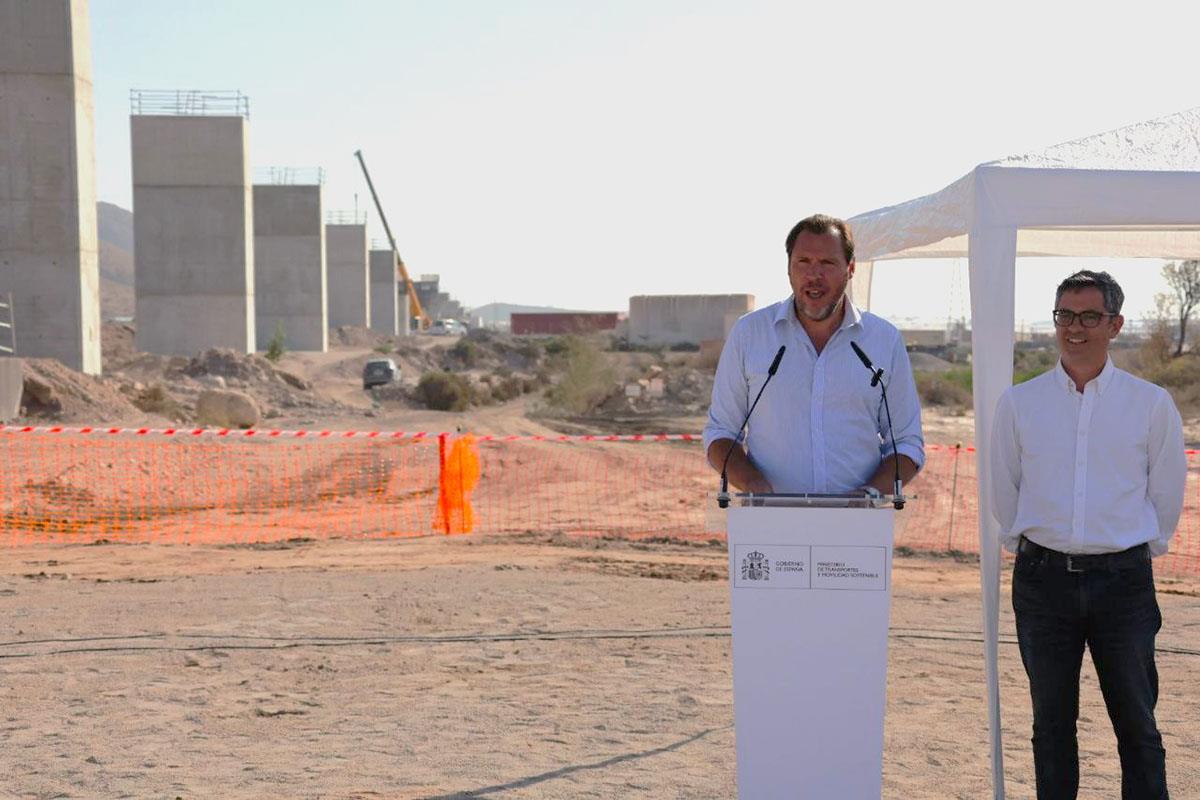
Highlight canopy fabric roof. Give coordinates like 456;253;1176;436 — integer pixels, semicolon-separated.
850;107;1200;264
844;106;1200;800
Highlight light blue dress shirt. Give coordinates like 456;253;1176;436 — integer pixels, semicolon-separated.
703;297;925;494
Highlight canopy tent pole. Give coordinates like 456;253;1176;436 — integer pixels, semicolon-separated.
968;208;1017;800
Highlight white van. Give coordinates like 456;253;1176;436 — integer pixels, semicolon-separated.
429;319;465;336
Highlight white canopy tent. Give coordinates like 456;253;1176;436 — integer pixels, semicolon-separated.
847;107;1200;799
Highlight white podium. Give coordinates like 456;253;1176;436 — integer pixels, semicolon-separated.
727;494;895;799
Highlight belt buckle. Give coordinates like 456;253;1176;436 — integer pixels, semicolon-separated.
1066;554;1083;573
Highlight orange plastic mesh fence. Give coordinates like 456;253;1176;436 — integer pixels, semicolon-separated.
0;428;442;545
2;428;1199;577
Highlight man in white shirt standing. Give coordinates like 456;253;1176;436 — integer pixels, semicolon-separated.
704;214;924;497
990;270;1186;800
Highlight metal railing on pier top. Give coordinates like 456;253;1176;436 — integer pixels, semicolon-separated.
130;89;250;118
253;166;325;186
325;210;368;225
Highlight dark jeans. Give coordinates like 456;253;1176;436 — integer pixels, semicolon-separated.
1012;542;1167;799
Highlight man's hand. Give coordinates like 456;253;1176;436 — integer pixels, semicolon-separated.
707;438;774;494
743;474;776;494
864;454;920;495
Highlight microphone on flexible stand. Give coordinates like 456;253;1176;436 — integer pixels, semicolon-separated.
717;345;785;509
850;340;905;510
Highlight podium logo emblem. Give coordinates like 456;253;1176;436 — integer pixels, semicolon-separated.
741;550;770;581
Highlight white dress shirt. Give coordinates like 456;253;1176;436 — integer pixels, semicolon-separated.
703;297;924;494
990;358;1186;556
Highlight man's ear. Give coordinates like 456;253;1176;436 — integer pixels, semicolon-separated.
1111;314;1125;337
847;260;856;281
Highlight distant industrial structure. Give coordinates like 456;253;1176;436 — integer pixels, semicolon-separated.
627;294;754;346
413;274;465;323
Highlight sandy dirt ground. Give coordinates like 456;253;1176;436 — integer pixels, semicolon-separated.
2;533;1198;799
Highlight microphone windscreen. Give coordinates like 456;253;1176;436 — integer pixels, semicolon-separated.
850;340;873;370
768;345;786;375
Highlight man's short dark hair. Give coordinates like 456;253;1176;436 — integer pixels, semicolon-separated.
785;214;855;265
1055;270;1125;315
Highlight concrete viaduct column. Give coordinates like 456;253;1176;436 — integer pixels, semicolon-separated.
368;248;398;336
131;92;254;356
325;217;369;328
253;176;326;352
0;0;101;373
398;280;411;336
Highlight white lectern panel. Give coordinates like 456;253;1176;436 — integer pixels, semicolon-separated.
728;505;894;799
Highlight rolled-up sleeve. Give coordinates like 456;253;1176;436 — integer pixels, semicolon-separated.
1147;389;1187;557
879;333;925;471
989;389;1022;551
703;323;748;453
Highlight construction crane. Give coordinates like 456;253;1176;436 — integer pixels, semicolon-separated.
353;150;428;328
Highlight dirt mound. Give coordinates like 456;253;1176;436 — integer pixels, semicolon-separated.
185;348;277;384
909;352;958;373
101;322;137;369
19;358;152;424
332;326;388;348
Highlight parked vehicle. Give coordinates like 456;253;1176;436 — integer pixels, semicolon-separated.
362;357;399;389
428;318;465;336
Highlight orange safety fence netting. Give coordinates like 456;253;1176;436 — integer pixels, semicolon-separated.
2;427;1199;577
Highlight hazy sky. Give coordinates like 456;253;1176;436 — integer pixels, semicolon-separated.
90;1;1199;325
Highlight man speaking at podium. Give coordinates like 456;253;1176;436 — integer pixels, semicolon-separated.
703;213;924;497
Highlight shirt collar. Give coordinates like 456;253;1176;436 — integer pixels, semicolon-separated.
1054;356;1116;395
774;295;863;331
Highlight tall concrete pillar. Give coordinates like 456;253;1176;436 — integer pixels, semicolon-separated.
326;222;369;328
368;248;398;336
131;100;254;356
253;182;326;352
0;0;101;374
398;281;411;336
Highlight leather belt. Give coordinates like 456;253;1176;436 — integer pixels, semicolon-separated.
1018;537;1150;573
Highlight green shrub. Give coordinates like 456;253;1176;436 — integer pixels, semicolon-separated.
1141;354;1200;389
265;322;286;362
416;371;471;411
490;375;526;402
1013;366;1050;385
543;337;569;356
1012;349;1055;384
945;368;973;394
466;328;494;343
449;338;479;367
546;336;616;414
914;370;972;409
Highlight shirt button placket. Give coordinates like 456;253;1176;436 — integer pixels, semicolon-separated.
812;358;826;493
1071;393;1092;550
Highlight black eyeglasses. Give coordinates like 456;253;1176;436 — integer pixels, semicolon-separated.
1052;309;1115;328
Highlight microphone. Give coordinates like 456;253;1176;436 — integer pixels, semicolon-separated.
718;345;785;509
767;345;785;375
850;341;883;387
849;340;905;510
